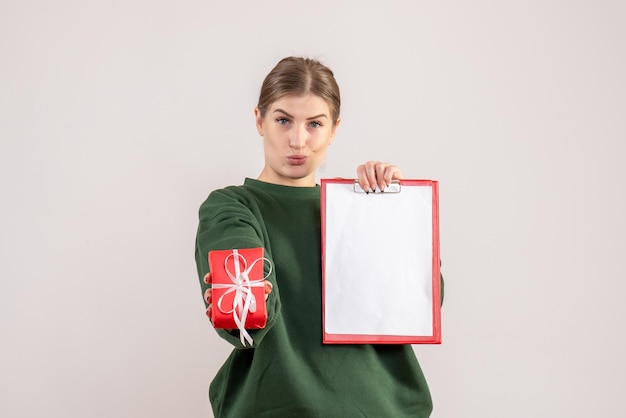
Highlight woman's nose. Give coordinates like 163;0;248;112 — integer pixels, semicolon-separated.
289;125;307;149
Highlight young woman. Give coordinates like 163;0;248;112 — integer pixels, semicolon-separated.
195;56;435;417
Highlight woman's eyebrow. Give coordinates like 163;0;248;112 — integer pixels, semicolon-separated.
274;108;328;120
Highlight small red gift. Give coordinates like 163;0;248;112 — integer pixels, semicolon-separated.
208;248;270;346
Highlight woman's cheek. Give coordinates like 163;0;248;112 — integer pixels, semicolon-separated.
309;136;331;152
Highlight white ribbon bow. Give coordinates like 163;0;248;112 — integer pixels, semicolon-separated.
211;249;271;347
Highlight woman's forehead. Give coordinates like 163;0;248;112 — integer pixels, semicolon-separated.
268;94;333;116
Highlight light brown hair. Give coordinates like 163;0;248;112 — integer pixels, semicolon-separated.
257;57;341;125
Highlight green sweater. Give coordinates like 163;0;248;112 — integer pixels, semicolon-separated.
195;178;435;417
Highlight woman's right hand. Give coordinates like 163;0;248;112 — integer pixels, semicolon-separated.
355;161;403;193
203;273;273;320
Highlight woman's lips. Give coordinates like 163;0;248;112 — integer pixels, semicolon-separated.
287;155;307;165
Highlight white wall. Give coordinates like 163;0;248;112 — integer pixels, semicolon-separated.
1;1;625;417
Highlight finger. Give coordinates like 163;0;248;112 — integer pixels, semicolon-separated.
391;166;403;180
382;165;403;188
205;304;213;322
204;288;212;305
356;161;379;192
203;272;212;285
364;161;379;192
375;163;390;192
264;281;273;301
356;164;369;192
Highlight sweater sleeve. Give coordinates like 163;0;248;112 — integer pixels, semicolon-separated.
440;259;445;306
194;187;281;349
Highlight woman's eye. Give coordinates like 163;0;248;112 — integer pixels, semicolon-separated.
309;121;322;128
276;117;289;125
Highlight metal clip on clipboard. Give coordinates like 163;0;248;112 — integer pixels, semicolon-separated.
353;179;401;193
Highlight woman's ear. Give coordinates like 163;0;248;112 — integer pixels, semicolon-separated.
329;117;342;144
254;107;264;136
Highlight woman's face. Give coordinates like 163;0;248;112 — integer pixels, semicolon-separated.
255;94;340;187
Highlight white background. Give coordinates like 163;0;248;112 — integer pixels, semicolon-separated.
1;1;624;417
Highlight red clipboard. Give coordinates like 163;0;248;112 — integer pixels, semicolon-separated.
321;179;441;344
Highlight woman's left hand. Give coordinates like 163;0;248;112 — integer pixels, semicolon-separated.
356;161;403;193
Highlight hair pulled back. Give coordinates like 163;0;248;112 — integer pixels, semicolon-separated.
257;57;341;125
